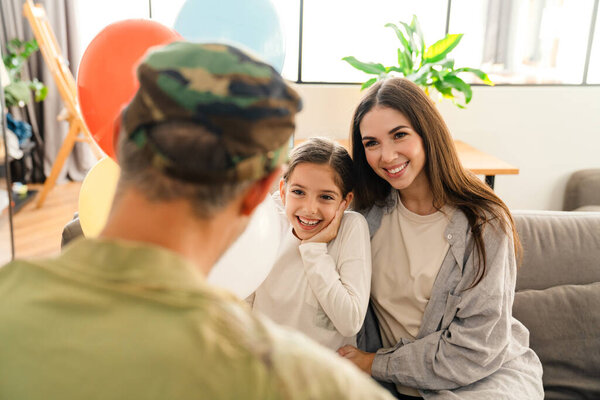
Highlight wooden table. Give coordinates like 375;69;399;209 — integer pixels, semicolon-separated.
453;140;519;188
293;138;519;189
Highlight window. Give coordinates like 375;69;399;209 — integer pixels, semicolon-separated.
73;0;600;85
73;0;148;60
301;0;448;83
450;0;596;84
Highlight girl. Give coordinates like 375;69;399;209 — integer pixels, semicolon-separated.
337;79;543;399
250;137;372;351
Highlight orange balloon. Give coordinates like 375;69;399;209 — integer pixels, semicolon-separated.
77;19;181;160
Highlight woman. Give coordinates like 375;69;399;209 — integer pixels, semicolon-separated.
337;78;543;399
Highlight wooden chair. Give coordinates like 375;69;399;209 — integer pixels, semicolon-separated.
23;0;102;208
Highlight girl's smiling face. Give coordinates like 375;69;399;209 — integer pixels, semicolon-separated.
280;162;350;241
359;106;428;194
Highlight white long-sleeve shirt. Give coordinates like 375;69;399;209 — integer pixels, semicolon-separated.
251;195;372;350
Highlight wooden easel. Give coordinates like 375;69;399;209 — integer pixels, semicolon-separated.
23;0;102;208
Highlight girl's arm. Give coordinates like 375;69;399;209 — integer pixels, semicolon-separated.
299;212;372;337
366;220;519;390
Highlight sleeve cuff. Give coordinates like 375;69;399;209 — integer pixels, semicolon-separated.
371;340;408;381
371;352;390;381
298;242;328;256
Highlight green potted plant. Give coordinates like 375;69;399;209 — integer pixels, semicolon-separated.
2;38;47;108
342;15;493;108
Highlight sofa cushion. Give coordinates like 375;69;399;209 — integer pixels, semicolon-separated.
513;211;600;291
513;282;600;400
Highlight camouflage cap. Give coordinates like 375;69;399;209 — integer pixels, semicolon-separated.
122;41;302;182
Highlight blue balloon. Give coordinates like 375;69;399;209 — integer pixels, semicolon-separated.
174;0;285;72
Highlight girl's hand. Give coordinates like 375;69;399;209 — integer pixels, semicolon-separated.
301;200;347;244
337;345;375;375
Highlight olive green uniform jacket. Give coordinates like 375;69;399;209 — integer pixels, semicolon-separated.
0;239;394;400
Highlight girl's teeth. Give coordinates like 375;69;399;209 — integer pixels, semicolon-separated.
389;162;408;174
298;217;319;226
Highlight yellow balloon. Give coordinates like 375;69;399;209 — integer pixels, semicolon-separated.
79;157;120;238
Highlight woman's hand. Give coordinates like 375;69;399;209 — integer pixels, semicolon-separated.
337;345;376;375
301;200;347;244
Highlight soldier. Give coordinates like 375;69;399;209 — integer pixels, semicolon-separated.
0;42;394;400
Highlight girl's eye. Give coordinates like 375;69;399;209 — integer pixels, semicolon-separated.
291;189;304;196
321;195;334;201
394;131;407;140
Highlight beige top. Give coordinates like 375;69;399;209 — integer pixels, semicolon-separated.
371;195;453;396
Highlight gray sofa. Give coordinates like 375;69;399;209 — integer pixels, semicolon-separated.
512;210;600;399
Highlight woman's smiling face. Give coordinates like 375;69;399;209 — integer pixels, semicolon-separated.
359;106;428;193
280;162;346;241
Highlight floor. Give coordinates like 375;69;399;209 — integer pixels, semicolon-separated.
13;181;81;259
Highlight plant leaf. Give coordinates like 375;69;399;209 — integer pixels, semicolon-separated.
2;38;47;107
7;38;22;53
397;21;420;61
4;91;16;107
424;34;463;64
361;77;378;90
433;80;453;98
454;67;494;85
23;40;39;58
407;64;433;85
36;86;48;102
342;56;387;75
388;66;408;78
443;75;472;103
385;23;412;54
397;48;412;75
29;78;48;102
410;15;426;60
5;81;32;105
441;59;455;71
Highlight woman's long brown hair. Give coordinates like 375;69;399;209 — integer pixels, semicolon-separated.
350;78;521;288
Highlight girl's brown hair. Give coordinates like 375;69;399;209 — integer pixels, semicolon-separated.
350;78;521;287
283;137;355;198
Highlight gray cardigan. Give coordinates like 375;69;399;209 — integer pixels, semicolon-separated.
358;198;544;399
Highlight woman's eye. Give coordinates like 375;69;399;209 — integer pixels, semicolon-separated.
394;131;407;140
363;140;377;148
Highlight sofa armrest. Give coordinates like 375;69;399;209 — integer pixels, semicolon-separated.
563;168;600;211
513;210;600;291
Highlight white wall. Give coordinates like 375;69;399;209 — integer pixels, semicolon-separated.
293;84;600;211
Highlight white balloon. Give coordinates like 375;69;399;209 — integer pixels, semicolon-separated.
207;194;282;299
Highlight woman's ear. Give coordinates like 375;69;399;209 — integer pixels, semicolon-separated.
343;192;354;210
279;178;286;205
